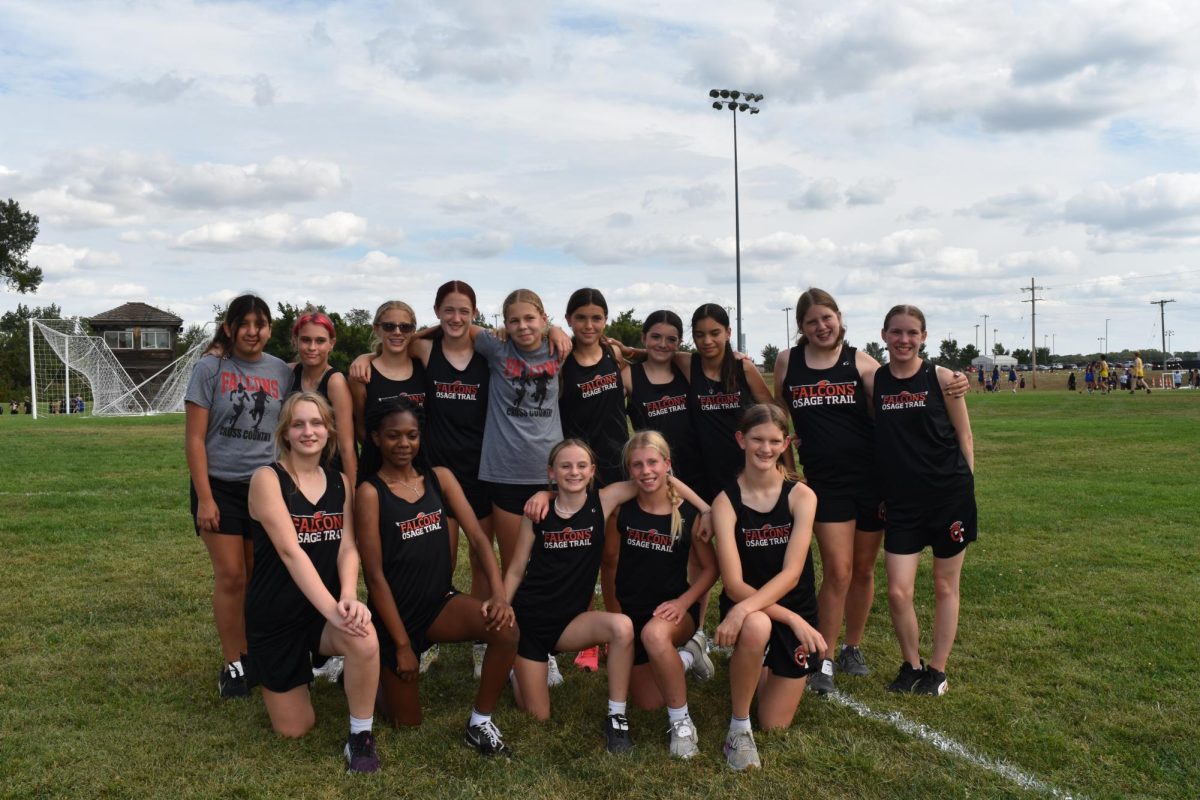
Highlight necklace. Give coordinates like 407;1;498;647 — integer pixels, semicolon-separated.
553;498;582;518
387;471;422;495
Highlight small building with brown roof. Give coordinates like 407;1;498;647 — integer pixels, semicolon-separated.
87;302;184;387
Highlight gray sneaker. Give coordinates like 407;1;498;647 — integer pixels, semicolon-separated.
418;644;439;674
472;643;486;680
808;658;836;694
667;716;700;759
546;655;564;687
723;729;761;771
837;644;870;677
681;633;715;681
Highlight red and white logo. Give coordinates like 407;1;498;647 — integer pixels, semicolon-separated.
948;520;965;543
793;643;809;670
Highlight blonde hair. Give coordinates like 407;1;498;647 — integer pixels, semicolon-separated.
883;304;926;331
274;392;337;462
738;403;799;482
623;430;684;543
370;300;417;355
503;289;547;320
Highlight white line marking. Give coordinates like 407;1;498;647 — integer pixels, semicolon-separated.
830;692;1086;799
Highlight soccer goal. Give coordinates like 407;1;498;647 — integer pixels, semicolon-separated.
28;318;209;418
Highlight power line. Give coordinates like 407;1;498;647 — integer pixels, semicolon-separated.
1021;278;1045;387
1150;299;1175;357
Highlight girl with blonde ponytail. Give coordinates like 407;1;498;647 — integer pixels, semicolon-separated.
602;431;717;759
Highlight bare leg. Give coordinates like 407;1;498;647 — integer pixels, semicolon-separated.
885;552;921;667
929;551;966;671
845;529;884;645
756;673;806;730
200;532;251;662
630;615;696;710
728;611;771;719
262;684;316;738
556;611;634;704
319;621;380;722
813;520;855;656
426;594;518;714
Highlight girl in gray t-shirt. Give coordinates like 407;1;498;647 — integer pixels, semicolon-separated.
184;294;293;700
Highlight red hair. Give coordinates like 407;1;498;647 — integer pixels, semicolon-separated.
292;311;336;340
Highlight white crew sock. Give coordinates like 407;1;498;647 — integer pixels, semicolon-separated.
608;699;627;717
678;648;695;672
468;708;491;728
729;714;752;734
667;704;689;724
349;715;373;734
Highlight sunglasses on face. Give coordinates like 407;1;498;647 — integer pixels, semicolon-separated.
378;322;416;334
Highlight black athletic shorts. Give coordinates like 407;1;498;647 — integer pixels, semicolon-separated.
248;613;327;693
190;475;254;537
811;485;885;532
719;595;821;680
883;492;977;559
516;612;578;662
628;603;700;665
443;476;492;523
488;482;547;516
377;590;458;672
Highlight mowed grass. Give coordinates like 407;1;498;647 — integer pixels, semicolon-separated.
0;387;1197;799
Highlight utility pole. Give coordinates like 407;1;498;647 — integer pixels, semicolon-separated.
973;323;979;350
1021;277;1044;387
782;307;792;345
1104;318;1110;357
981;315;989;361
1150;299;1175;365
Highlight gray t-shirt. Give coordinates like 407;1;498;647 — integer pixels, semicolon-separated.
475;332;564;484
184;353;294;482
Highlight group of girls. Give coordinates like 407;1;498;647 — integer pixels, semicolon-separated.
184;280;976;773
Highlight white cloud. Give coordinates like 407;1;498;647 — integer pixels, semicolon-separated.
427;230;513;258
113;73;195;104
252;74;275;107
845;177;896;206
28;244;122;277
173;212;368;251
788;178;842;211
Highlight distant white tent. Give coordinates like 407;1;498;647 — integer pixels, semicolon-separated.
972;355;1018;370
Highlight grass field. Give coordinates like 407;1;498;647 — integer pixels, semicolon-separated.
1;386;1197;799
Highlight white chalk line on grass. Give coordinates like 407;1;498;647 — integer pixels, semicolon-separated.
830;691;1087;800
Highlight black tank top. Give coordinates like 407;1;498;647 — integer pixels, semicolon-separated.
360;361;427;480
288;364;334;398
615;499;697;616
513;488;605;623
626;362;703;487
246;464;345;632
365;471;454;642
688;353;753;499
719;479;816;618
780;345;876;493
559;348;628;485
873;361;973;501
423;335;490;478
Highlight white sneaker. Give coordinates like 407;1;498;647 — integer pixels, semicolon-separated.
546;655;563;687
668;716;700;759
419;644;439;674
472;642;487;680
681;632;715;681
312;655;344;683
723;729;761;771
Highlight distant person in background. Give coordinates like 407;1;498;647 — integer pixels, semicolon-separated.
1084;364;1095;394
1018;375;1025;390
1008;367;1017;393
1098;358;1110;394
48;399;57;415
976;367;984;393
23;398;32;414
9;400;17;414
990;365;1000;392
1132;352;1150;394
1067;372;1076;392
1173;371;1182;389
74;395;84;414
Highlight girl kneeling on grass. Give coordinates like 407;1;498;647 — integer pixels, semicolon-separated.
245;392;381;773
606;431;718;759
356;398;518;757
874;305;976;698
712;403;825;771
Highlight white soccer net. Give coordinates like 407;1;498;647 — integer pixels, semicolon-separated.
29;318;209;418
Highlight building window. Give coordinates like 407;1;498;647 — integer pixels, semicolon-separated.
141;328;170;350
104;329;134;350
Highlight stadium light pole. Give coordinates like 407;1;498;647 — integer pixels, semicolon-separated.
709;88;763;355
782;307;791;344
1104;318;1109;357
1097;337;1104;357
981;315;989;357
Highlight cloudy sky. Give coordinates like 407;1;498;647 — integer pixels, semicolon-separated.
2;0;1199;358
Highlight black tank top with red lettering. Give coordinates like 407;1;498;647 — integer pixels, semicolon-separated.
288;364;334;398
366;470;454;648
423;335;489;479
626;362;703;489
873;360;973;501
780;344;875;493
246;463;345;632
513;488;605;625
615;499;698;616
719;479;815;618
360;361;427;482
688;353;753;500
559;348;628;486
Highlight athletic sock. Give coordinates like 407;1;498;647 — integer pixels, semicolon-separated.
667;705;689;724
468;708;491;728
729;714;752;734
225;659;245;678
608;699;627;717
349;715;373;734
678;649;695;672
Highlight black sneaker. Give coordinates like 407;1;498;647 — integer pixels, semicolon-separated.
915;666;948;696
465;719;512;757
836;644;870;677
807;659;836;694
886;661;925;693
344;731;380;773
605;713;634;755
219;662;248;699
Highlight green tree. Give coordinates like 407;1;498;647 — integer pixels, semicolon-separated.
960;344;980;364
761;343;779;373
175;324;211;356
605;308;643;347
992;342;1008;356
0;303;62;396
0;199;43;293
1013;348;1031;364
864;341;886;363
936;338;960;368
